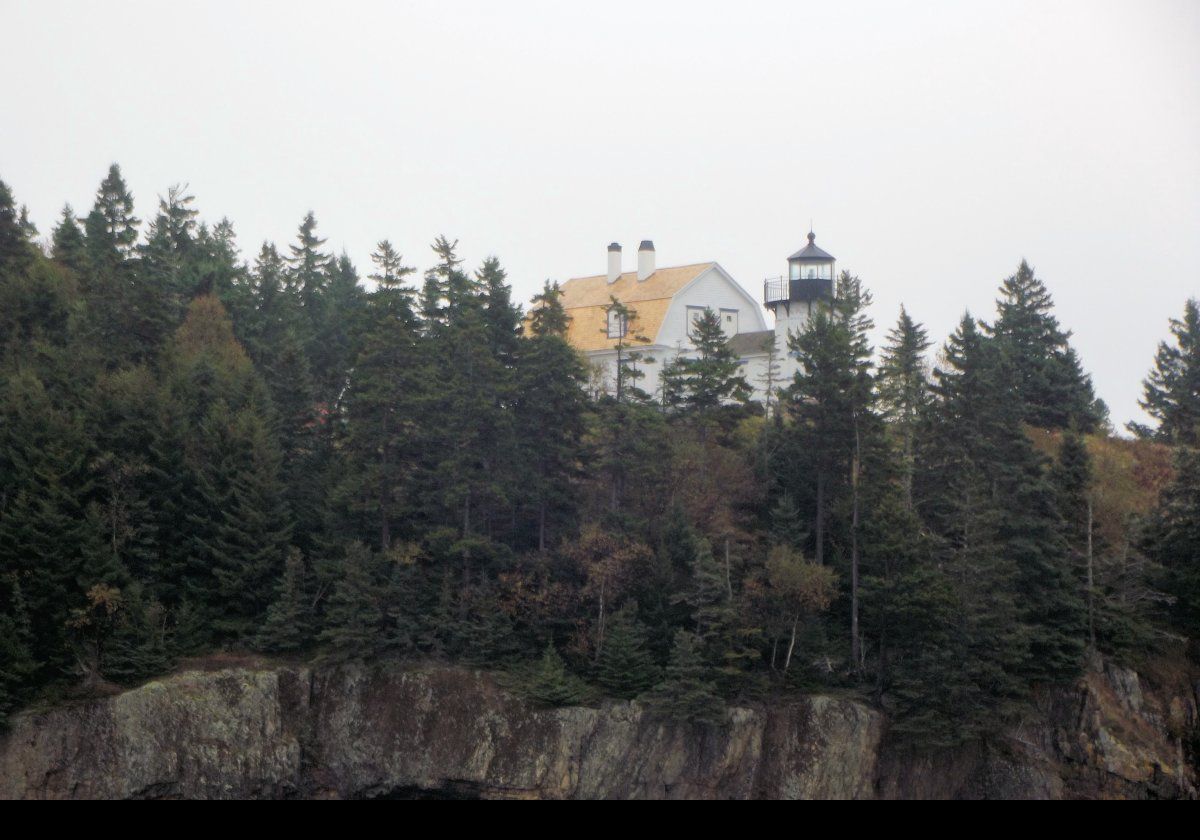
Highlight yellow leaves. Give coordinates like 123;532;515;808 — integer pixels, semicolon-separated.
171;294;252;375
67;584;123;630
765;545;837;614
1031;426;1174;549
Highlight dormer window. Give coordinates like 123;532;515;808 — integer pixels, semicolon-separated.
607;308;628;339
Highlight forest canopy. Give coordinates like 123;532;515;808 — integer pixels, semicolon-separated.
0;168;1196;747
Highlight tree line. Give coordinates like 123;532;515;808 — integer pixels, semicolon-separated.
0;167;1197;746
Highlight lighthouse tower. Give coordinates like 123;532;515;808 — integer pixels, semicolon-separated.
763;231;836;380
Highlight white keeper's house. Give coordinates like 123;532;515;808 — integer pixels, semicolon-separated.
554;236;837;404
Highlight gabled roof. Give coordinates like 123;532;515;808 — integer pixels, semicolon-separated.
558;262;715;352
788;232;835;262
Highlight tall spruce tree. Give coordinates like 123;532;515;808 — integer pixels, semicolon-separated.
159;296;291;645
911;317;1027;725
648;630;724;725
779;273;875;667
287;211;330;318
89;164;141;260
519;642;590;706
780;273;874;565
339;240;423;550
318;542;385;660
988;260;1101;430
0;179;35;275
0;368;106;678
314;252;366;404
876;306;931;508
914;312;1084;734
1130;298;1200;445
0;575;38;726
50;205;87;273
1142;446;1200;652
256;550;313;654
596;603;660;699
1051;429;1098;650
517;282;588;551
422;240;513;540
672;308;751;436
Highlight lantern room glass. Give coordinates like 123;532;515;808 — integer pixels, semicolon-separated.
790;261;833;281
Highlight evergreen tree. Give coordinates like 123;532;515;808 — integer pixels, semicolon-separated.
593;397;668;517
648;630;724;725
527;279;570;336
1051;429;1097;649
103;583;172;684
203;406;293;641
778;273;875;666
518;642;590;707
596;603;660;699
1142;446;1200;651
420;240;513;541
673;308;751;436
517;281;588;551
0;576;38;727
17;205;37;242
481;255;523;371
1130;298;1200;445
756;333;784;418
50;204;87;272
601;297;653;403
287;211;330;317
780;273;873;565
313;252;365;403
379;543;430;657
157;296;290;644
0;368;105;677
0;179;35;275
89;164;140;260
256;550;312;653
132;184;198;352
338;240;423;550
318;543;385;660
876;306;931;508
245;242;322;550
918;313;1083;713
418;234;460;329
988;260;1101;430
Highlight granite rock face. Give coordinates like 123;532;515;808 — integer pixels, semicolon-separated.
877;661;1199;799
0;660;1194;799
0;664;882;799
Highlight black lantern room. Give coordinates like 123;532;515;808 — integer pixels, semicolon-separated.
764;232;836;308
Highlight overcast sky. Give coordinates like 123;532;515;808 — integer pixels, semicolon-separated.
3;0;1197;429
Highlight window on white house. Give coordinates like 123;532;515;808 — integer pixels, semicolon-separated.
607;308;627;339
720;308;738;336
686;306;709;338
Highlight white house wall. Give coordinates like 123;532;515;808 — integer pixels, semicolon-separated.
655;266;769;350
583;265;776;405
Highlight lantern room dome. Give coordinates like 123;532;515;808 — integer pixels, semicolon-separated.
788;231;835;263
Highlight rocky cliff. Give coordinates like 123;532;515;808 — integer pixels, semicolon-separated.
0;659;1195;799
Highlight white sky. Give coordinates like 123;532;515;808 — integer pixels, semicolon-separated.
3;0;1198;430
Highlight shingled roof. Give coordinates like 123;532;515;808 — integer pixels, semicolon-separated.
727;329;776;358
557;262;715;353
